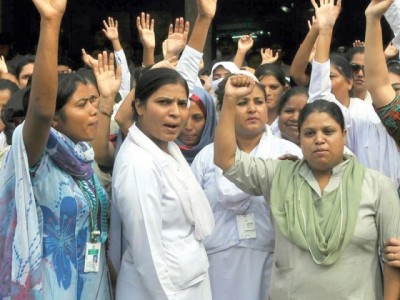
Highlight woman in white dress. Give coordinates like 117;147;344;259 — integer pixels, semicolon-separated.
191;74;301;300
112;67;214;299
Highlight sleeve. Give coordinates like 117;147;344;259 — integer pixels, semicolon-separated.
113;157;175;299
114;49;131;96
384;0;400;50
223;150;278;198
375;94;400;145
375;173;400;256
176;46;203;93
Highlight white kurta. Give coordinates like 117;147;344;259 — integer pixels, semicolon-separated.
191;128;302;300
112;128;211;299
309;60;400;187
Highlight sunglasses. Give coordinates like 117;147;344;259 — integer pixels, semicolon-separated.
350;63;364;73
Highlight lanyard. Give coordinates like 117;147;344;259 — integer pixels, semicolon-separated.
75;178;100;243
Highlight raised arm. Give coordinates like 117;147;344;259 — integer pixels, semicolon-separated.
290;17;319;86
23;0;66;167
103;17;131;98
91;51;121;167
137;12;155;66
313;0;341;64
164;17;189;60
214;75;255;171
233;34;254;68
175;0;217;93
260;48;279;65
365;0;396;108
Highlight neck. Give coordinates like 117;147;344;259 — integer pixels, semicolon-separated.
311;169;332;193
352;89;366;100
236;131;263;153
337;94;350;108
267;111;278;126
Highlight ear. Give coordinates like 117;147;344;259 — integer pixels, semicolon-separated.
342;128;347;142
134;98;144;117
347;78;353;91
52;114;60;128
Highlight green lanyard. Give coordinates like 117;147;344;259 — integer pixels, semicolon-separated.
75;178;100;243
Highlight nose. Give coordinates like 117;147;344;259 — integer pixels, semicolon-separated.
291;111;300;121
90;102;99;116
184;117;193;131
169;102;179;118
315;131;325;144
265;87;272;96
247;101;256;112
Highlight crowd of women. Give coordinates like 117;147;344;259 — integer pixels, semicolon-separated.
0;0;400;299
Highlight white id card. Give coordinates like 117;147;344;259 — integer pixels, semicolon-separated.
84;242;101;273
236;214;257;240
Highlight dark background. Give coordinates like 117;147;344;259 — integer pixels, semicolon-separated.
2;0;393;66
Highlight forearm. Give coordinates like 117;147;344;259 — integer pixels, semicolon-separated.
214;96;237;171
142;47;155;66
176;46;203;93
233;49;247;68
111;38;122;52
384;264;400;300
188;16;212;52
365;16;396;107
290;28;319;86
23;18;61;166
314;27;332;63
114;49;131;93
115;88;135;137
92;96;115;167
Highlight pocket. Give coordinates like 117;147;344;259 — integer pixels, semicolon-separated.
268;261;293;300
163;233;209;289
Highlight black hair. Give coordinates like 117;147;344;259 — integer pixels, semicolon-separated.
55;72;92;112
255;64;286;87
1;87;30;145
0;79;19;94
345;47;364;63
330;53;352;81
298;100;345;132
217;34;234;46
387;60;400;76
215;74;267;111
132;67;189;121
15;55;35;79
277;86;308;115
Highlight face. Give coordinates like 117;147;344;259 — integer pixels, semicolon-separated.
178;100;206;146
53;83;99;143
212;66;230;81
259;75;285;113
0;89;12;114
235;85;267;139
278;93;308;145
18;63;34;89
300;112;346;175
218;40;234;56
135;83;189;152
350;53;365;93
330;65;352;103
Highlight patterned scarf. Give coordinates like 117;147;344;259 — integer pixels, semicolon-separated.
0;125;109;299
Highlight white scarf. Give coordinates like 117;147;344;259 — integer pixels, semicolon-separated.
128;125;215;240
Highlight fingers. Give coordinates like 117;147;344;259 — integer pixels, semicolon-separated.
184;21;190;35
386;238;400;247
310;0;318;10
168;23;173;36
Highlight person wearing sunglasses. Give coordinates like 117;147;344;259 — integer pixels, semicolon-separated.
345;47;372;103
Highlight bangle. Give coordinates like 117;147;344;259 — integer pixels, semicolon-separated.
99;104;114;117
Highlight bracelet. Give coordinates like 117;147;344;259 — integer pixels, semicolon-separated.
99;104;114;117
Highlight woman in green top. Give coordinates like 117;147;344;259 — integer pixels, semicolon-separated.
214;74;400;299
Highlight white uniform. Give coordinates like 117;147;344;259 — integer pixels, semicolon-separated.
191;127;302;300
113;125;211;300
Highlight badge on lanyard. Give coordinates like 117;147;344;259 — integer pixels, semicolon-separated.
84;231;101;273
236;214;257;240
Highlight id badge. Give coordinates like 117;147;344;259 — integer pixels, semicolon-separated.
84;242;101;273
236;214;257;240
